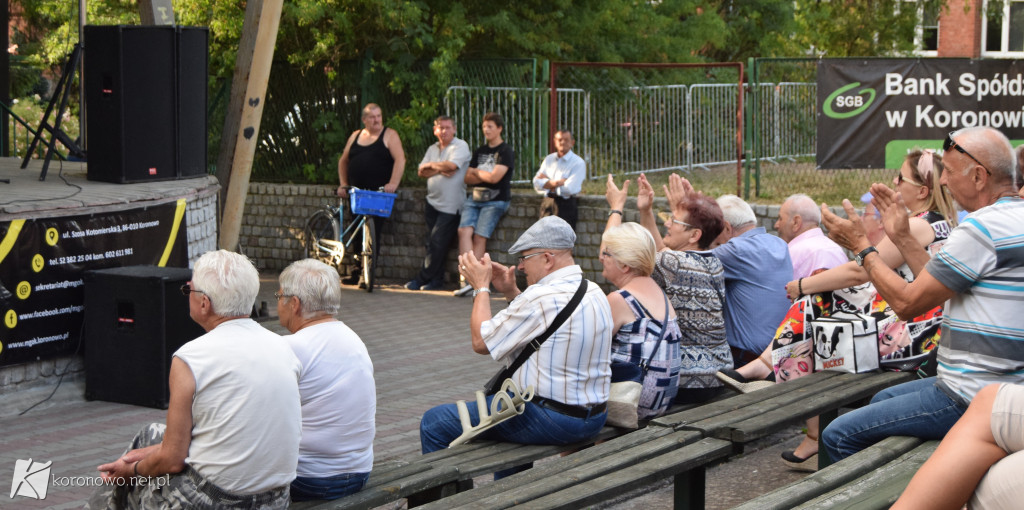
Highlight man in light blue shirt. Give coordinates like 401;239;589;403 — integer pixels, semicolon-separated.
533;130;586;228
712;195;793;367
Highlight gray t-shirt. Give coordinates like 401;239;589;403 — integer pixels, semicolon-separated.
420;137;471;214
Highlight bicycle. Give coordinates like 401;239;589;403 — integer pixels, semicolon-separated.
304;187;397;293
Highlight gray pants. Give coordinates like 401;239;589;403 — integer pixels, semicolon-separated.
87;423;290;510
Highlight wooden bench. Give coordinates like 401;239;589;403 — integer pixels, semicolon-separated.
729;436;939;510
652;370;916;469
289;426;628;510
293;370;918;509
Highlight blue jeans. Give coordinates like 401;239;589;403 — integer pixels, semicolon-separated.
415;202;460;286
420;395;606;478
821;377;967;461
290;472;369;502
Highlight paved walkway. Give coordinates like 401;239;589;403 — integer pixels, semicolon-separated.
1;276;809;509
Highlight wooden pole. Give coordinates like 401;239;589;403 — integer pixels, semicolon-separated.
138;0;175;25
216;0;283;251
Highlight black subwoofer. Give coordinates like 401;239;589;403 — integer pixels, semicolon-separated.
84;25;208;183
83;266;203;408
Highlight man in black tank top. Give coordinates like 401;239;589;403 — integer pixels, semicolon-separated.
336;104;406;285
337;103;405;198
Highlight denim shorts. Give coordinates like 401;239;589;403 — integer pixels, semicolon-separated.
459;198;510;238
290;471;369;502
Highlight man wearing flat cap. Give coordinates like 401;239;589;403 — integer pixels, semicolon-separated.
419;216;613;464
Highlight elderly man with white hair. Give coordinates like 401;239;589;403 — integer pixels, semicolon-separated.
277;259;375;501
712;194;793;366
91;250;301;509
775;193;848;280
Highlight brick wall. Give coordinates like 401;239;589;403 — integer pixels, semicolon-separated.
938;0;983;58
238;183;791;290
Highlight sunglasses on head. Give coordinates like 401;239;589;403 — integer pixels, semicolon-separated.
944;132;992;176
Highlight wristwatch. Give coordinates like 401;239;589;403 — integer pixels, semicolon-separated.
855;246;878;267
472;288;491;298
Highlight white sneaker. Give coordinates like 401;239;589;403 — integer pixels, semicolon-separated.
453;284;473;297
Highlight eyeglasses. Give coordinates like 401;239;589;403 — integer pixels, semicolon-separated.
944;132;992;176
896;173;923;187
180;284;205;296
670;217;696;230
517;251;548;265
273;292;293;300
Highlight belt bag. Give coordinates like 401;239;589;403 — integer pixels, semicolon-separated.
812;311;880;373
472;186;500;202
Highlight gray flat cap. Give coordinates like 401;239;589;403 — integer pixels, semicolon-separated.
508;216;576;254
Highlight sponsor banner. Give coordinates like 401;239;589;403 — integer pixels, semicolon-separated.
817;58;1024;168
0;200;187;366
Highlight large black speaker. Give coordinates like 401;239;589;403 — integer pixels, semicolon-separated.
83;266;204;408
84;25;208;183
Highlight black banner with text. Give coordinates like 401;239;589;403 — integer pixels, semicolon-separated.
817;59;1024;169
0;200;188;366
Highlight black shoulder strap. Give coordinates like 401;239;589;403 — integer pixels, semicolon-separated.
485;277;589;392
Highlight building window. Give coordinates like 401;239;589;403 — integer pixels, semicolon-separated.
984;0;1024;55
922;5;940;51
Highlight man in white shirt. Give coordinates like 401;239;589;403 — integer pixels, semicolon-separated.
90;250;301;509
419;217;613;476
533;130;586;228
278;259;375;501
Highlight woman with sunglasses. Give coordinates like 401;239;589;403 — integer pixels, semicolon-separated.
719;149;957;471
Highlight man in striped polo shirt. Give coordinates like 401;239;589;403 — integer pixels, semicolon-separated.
819;126;1024;461
419;216;613;467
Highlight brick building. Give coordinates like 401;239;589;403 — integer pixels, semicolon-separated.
929;0;1024;58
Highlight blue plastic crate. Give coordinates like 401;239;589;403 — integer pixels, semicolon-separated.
350;189;397;218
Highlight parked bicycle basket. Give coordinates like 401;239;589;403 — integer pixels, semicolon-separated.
350;189;397;218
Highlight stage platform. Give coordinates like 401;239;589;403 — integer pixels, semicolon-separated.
0;157;219;218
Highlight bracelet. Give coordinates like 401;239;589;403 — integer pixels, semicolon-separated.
797;278;804;297
472;288;491;298
133;460;141;477
609;209;623;216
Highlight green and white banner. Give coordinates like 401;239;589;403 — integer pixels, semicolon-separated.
817;58;1024;169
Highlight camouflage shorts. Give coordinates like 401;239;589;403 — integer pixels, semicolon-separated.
87;423;290;510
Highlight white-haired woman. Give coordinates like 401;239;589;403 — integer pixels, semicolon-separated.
601;222;682;420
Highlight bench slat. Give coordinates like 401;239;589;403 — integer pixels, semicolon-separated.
513;437;733;510
299;465;460;510
443;430;707;510
416;427;695;509
728;435;925;510
670;372;855;436
724;371;915;442
792;440;939;510
651;371;843;429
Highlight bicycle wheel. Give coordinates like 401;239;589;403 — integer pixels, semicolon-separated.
304;209;341;267
361;216;376;292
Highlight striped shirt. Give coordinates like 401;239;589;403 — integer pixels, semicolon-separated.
481;265;613;406
926;196;1024;400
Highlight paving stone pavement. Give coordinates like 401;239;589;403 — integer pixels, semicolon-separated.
1;274;812;509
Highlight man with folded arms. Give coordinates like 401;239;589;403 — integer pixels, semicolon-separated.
419;216;613;469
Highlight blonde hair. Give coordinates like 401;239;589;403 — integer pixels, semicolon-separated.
601;222;656;277
906;149;958;227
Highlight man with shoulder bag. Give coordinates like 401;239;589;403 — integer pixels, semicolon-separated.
419;216;614;476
